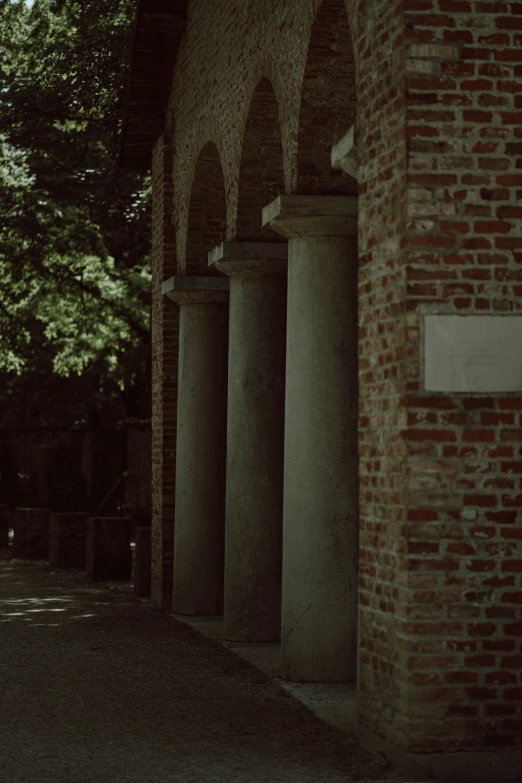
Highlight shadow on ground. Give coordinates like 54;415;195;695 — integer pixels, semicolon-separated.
0;557;401;783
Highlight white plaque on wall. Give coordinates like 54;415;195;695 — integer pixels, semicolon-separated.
424;315;522;393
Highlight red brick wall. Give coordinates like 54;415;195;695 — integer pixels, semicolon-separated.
185;141;227;274
355;0;410;753
394;0;522;754
236;78;285;241
296;0;358;195
167;0;359;248
148;0;522;754
151;135;178;609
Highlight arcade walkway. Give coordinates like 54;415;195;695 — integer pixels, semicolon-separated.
0;559;409;783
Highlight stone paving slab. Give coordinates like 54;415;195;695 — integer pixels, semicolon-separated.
0;559;406;783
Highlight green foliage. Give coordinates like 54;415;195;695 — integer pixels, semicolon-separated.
0;0;151;421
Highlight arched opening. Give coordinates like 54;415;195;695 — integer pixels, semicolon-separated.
185;142;227;275
296;0;357;195
236;78;285;241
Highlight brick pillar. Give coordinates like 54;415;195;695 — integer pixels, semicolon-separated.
151;134;178;609
354;0;522;777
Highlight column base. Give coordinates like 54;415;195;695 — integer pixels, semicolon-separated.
223;624;281;644
172;609;222;618
359;722;522;783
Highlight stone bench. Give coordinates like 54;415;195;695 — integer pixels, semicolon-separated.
12;508;51;558
0;504;9;549
49;512;89;569
86;517;132;581
134;525;151;597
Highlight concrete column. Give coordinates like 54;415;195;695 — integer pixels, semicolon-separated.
208;242;287;642
163;276;229;615
262;195;359;683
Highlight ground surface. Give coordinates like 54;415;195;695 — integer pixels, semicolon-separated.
0;558;406;783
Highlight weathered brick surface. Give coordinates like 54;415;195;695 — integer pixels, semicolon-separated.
134;525;152;598
151;136;178;609
49;512;88;569
355;0;410;755
167;0;359;257
85;517;132;581
357;0;522;758
236;78;285;242
185;141;227;274
148;0;522;756
397;1;522;755
12;508;51;559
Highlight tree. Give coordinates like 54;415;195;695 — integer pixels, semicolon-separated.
0;0;151;424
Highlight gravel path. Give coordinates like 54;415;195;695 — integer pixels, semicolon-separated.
0;559;397;783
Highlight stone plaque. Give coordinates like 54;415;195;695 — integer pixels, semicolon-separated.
424;315;522;393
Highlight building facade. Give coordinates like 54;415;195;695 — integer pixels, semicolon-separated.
122;0;522;777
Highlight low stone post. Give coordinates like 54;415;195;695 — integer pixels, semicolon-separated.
49;512;89;569
209;241;287;642
163;276;229;616
12;508;51;559
263;194;359;683
134;525;152;597
86;517;132;580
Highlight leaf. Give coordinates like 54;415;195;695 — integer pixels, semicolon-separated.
0;0;151;422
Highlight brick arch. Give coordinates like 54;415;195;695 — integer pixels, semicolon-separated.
174;113;231;271
183;141;227;276
185;114;229;195
296;0;358;195
234;75;286;242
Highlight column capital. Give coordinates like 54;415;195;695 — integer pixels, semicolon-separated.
262;195;358;239
208;241;287;277
331;125;359;181
162;275;229;305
